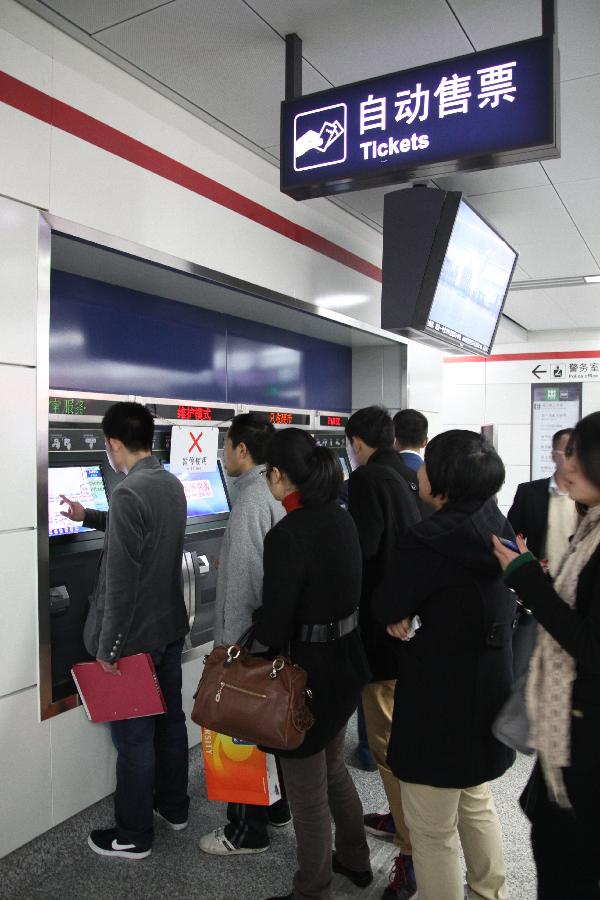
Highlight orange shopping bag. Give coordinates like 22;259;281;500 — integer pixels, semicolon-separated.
201;728;282;806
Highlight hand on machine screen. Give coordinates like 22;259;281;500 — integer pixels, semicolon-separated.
59;494;85;522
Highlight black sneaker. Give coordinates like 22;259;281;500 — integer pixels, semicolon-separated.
268;800;292;828
153;806;188;831
332;853;373;887
381;853;417;899
87;828;151;859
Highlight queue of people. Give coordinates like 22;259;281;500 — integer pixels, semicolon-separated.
59;401;600;900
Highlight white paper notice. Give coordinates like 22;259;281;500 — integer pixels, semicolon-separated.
170;426;218;473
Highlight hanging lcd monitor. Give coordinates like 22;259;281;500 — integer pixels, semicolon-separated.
382;187;517;356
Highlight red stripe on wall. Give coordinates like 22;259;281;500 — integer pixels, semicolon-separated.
444;350;600;363
0;70;382;284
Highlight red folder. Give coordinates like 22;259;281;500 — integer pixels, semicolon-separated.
71;653;167;723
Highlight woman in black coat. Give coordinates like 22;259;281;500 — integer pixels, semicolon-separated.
253;428;371;900
494;411;600;900
373;430;516;900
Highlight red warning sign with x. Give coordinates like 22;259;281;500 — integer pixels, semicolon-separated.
188;431;203;453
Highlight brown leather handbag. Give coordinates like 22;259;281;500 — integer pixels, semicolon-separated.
191;642;314;751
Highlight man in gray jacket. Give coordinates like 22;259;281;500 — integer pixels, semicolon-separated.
60;402;189;859
199;413;289;856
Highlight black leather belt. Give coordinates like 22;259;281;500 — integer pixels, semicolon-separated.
297;609;359;643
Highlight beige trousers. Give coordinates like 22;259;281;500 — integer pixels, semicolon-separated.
361;680;412;855
400;780;508;900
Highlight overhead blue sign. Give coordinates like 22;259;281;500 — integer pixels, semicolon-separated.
280;36;558;200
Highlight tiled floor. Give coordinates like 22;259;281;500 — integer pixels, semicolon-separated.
2;723;536;899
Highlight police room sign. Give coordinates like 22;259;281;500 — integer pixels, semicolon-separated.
170;426;218;473
281;36;557;200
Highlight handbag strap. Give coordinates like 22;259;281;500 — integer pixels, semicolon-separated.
235;625;255;648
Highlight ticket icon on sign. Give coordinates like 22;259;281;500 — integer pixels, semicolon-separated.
293;103;347;172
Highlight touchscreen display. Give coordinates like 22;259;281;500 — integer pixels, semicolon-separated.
48;465;109;537
338;454;350;481
164;463;231;518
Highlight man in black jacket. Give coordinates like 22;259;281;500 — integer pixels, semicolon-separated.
507;427;577;677
60;402;189;859
346;406;420;900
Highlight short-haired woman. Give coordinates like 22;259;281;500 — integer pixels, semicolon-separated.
374;429;516;900
253;428;371;900
494;412;600;900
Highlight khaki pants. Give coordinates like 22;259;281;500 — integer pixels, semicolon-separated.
400;780;507;900
361;680;412;855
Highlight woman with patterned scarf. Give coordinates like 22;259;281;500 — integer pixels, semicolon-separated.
493;411;600;900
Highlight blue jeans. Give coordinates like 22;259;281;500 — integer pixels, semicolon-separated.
110;638;189;849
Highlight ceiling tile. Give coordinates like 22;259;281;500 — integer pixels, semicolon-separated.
555;178;600;240
469;185;582;246
553;284;600;326
450;0;541;49
39;1;174;35
96;0;329;147
434;162;549;196
542;75;600;183
557;0;600;80
246;0;472;86
504;288;575;330
514;235;598;278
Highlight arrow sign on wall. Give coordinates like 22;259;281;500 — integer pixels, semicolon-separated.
532;365;547;379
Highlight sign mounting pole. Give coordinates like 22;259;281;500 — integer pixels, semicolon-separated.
285;33;302;101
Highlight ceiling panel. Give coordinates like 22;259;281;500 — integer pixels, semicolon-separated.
469;186;598;279
469;185;586;246
553;284;600;326
504;288;576;330
96;0;330;148
246;0;471;86
555;178;600;256
512;235;598;279
40;0;174;35
556;0;600;80
450;0;540;49
542;75;600;183
434;162;549;196
18;0;600;337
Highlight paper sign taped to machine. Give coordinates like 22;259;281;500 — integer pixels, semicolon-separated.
169;426;218;473
201;728;282;806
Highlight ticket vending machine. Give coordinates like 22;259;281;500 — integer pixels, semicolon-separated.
312;411;352;485
45;390;238;712
47;391;133;707
138;397;237;652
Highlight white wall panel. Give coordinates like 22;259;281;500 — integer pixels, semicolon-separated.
498;465;530;513
442;383;485;426
442;360;485;386
0;530;37;698
0;197;41;366
0;365;36;532
0;26;51;209
582;382;600;418
484;383;531;425
50;706;116;826
0;687;52;857
49;29;381;268
352;347;385;410
48;130;381;326
382;345;406;411
407;342;444;413
496;424;531;467
182;653;205;749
